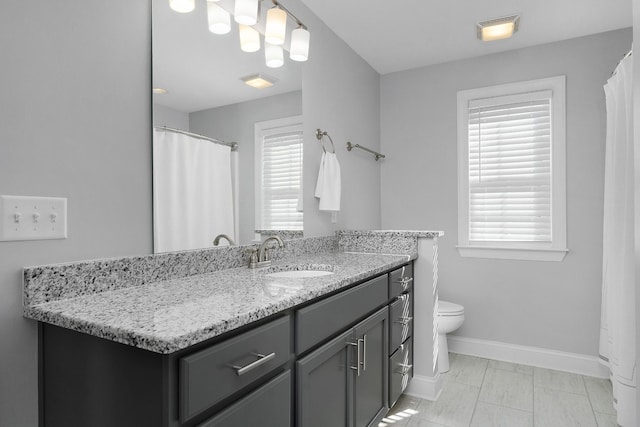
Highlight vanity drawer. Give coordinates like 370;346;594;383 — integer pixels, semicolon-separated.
389;338;413;408
389;293;413;354
296;274;388;354
389;263;413;299
197;370;291;427
180;316;291;423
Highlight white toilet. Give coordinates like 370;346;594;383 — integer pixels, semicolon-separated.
437;300;465;373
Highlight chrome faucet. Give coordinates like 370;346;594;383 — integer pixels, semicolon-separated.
248;235;285;268
213;234;235;246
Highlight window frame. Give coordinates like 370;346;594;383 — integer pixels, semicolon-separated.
254;115;304;232
456;76;568;262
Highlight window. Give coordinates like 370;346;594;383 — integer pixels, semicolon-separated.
457;76;567;261
255;116;303;231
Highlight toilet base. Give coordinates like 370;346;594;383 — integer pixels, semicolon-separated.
437;333;450;373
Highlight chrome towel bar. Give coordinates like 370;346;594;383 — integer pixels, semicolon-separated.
346;141;386;161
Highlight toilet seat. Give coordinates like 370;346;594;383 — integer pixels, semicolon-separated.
438;300;464;316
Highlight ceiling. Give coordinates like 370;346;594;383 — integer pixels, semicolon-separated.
153;0;632;113
298;0;632;75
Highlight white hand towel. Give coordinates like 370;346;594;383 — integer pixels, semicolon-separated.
314;152;326;199
315;152;341;211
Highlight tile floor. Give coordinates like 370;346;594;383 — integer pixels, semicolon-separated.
381;353;618;427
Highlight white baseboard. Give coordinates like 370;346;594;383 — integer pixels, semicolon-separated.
448;336;609;378
404;373;443;401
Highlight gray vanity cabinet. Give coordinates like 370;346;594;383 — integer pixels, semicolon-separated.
39;262;414;427
297;307;389;427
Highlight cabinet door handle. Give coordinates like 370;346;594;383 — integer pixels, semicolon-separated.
232;352;276;376
361;335;367;372
348;340;362;376
394;316;413;325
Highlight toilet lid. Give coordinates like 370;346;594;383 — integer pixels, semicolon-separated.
438;300;464;316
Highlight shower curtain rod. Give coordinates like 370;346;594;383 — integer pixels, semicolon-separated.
154;126;238;151
611;49;632;77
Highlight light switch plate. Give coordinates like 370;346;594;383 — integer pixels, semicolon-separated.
0;195;67;241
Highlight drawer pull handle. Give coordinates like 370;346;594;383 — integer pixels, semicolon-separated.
232;352;276;376
398;363;413;375
397;277;413;290
395;316;413;325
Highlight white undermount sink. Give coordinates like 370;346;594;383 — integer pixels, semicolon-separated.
265;270;335;279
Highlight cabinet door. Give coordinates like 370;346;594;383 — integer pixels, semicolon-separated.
353;307;389;427
296;329;354;427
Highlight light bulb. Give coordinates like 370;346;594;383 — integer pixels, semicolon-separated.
265;8;287;45
480;22;515;41
207;2;230;34
239;24;260;53
290;27;310;61
265;43;284;68
169;0;194;13
234;0;259;26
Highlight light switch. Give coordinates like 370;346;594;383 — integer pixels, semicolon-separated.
0;195;67;241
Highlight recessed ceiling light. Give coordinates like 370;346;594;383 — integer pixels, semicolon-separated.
477;15;520;42
241;74;278;89
153;87;168;95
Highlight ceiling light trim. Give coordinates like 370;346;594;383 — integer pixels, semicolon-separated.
241;73;279;89
476;14;520;42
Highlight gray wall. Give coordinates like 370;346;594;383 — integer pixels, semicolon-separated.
0;1;152;426
190;91;303;245
293;2;382;237
153;103;189;130
634;0;640;418
380;29;632;356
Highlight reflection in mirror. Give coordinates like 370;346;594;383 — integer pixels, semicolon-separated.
152;0;303;252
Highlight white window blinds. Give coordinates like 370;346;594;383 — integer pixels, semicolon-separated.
467;90;552;243
261;129;303;230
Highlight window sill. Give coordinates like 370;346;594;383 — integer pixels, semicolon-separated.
456;245;568;262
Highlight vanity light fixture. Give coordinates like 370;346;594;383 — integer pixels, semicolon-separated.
265;6;287;45
153;87;169;95
207;1;231;34
265;43;284;68
290;26;310;61
169;0;310;65
169;0;195;13
476;15;520;41
239;24;261;52
241;73;278;89
234;0;260;25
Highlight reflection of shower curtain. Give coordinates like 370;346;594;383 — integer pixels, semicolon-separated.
600;52;636;427
153;129;235;253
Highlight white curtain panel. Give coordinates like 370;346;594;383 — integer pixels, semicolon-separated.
600;52;636;426
153;130;235;253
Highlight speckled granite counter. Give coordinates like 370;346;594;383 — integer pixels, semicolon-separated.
23;230;443;354
24;251;412;354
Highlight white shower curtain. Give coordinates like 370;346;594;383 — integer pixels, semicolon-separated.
600;51;636;426
153;129;235;253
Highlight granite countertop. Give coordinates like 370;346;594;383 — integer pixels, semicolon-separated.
26;251;414;354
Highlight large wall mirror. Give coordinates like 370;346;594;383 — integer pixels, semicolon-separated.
152;0;304;253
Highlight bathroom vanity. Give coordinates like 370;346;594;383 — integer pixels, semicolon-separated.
24;232;439;427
